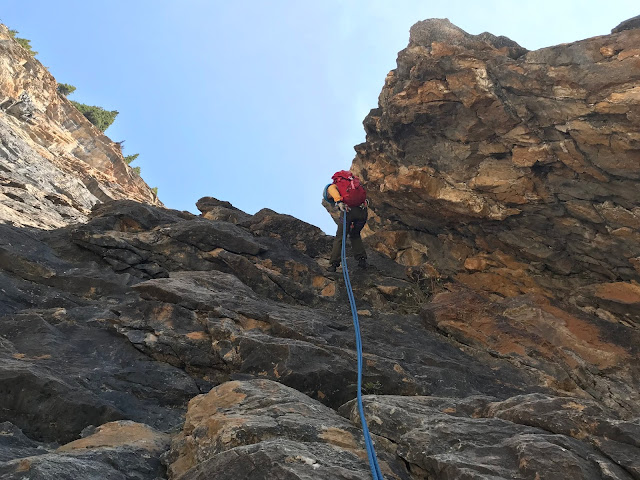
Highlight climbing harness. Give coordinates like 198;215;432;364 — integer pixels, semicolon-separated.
341;213;384;480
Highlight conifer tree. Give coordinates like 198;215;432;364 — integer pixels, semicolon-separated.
57;83;77;97
8;30;37;55
71;101;119;132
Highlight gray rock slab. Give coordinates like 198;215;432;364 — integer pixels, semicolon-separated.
165;379;409;479
340;394;638;480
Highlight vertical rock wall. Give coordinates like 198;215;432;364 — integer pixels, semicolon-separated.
0;25;159;229
353;19;640;322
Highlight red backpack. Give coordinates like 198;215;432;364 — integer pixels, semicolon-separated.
332;170;367;207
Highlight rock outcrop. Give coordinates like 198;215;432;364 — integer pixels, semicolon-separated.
340;393;640;479
1;16;639;480
0;421;170;479
0;25;159;230
352;18;640;327
165;379;408;479
1;196;638;478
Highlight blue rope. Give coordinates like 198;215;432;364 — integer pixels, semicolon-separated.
341;212;385;480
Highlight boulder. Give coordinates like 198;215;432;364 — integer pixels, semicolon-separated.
165;379;408;479
0;421;170;480
340;393;639;479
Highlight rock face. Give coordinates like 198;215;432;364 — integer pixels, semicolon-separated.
0;25;159;229
1;195;637;479
340;393;640;479
0;421;170;479
612;15;640;33
165;379;408;479
0;16;639;480
352;17;640;326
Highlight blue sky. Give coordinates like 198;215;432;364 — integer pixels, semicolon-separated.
2;1;637;233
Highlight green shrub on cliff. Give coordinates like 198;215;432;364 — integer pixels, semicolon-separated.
124;154;147;183
57;83;77;97
8;30;37;56
71;101;118;132
124;153;139;165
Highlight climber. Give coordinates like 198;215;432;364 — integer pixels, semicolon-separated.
324;170;369;272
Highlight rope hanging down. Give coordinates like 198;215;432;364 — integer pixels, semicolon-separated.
341;213;384;480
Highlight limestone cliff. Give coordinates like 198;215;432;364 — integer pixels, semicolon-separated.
353;18;640;324
0;17;639;480
0;24;159;229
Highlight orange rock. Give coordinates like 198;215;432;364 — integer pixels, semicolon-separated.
618;48;640;60
321;283;336;297
594;101;629;114
511;144;553;167
376;285;399;296
312;276;327;288
599;45;616;57
594;282;640;305
57;421;169;452
464;256;490;272
430;41;459;58
456;272;523;298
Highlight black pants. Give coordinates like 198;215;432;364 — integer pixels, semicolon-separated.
329;206;368;265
